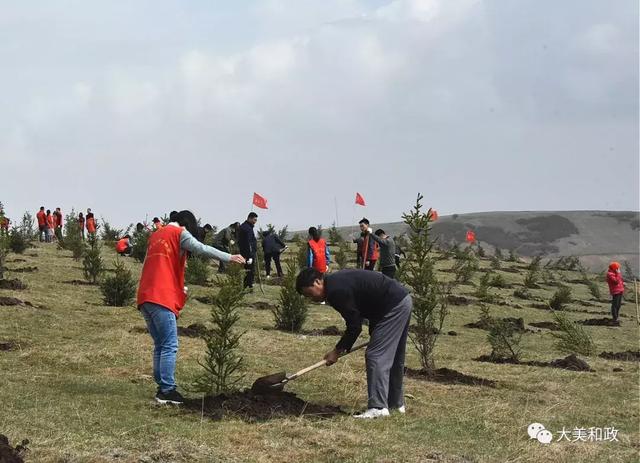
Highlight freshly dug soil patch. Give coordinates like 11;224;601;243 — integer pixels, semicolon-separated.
579;318;620;327
7;258;27;263
529;321;561;331
183;389;343;422
63;279;96;286
465;317;526;332
501;267;521;274
0;297;33;307
0;434;29;463
0;279;27;290
447;295;471;306
408;326;458;336
405;367;497;388
7;266;38;273
194;295;214;305
549;355;594;371
251;301;277;311
474;354;594;372
305;325;341;336
177;323;209;338
599;351;640;362
0;341;19;351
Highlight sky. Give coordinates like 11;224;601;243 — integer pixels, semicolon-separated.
1;0;638;230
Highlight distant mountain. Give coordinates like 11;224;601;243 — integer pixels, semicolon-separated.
294;211;640;273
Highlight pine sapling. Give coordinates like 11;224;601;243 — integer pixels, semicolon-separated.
192;266;246;395
273;260;308;332
82;233;104;284
551;310;595;356
100;258;137;306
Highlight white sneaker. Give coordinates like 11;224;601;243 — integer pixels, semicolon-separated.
320;301;326;305
392;405;406;414
353;408;390;419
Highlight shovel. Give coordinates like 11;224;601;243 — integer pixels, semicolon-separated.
251;342;369;393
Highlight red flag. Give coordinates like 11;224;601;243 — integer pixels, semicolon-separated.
466;230;476;243
355;192;366;206
430;209;439;221
252;192;268;209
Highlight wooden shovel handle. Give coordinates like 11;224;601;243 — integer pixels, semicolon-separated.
288;342;369;380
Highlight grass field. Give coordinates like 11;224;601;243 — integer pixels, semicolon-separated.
0;241;638;462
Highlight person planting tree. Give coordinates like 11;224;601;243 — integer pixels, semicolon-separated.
137;210;245;405
115;235;132;256
262;229;286;278
213;222;239;273
606;261;625;322
296;267;412;419
366;228;397;279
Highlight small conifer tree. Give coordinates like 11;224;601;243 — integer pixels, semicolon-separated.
100;258;137;306
83;233;104;284
272;260;308;332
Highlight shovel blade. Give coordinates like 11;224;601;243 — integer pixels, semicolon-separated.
251;371;287;393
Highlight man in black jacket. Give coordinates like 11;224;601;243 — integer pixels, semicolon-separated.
296;268;412;419
238;212;258;288
262;230;286;278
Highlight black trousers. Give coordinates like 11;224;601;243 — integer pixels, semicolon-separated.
264;252;283;277
381;265;396;279
244;257;256;288
611;293;623;321
365;260;377;271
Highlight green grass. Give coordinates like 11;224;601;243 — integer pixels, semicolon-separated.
0;243;638;462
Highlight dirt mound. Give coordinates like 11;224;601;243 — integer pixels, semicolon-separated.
305;325;342;336
447;295;470;306
549;354;594;372
579;318;620;327
474;354;594;372
405;367;497;388
177;323;209;338
183;389;343;422
63;279;96;286
599;351;640;362
0;297;33;307
0;341;19;351
8;266;38;273
465;317;526;332
252;301;277;311
0;434;29;463
194;295;214;305
0;279;27;290
529;321;561;331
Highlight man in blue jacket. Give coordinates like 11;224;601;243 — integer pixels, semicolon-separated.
238;212;258;288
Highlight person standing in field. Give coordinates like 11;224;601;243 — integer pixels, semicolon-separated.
86;209;96;237
238;213;258;289
307;227;330;274
78;212;85;240
606;261;625;322
137;210;245;404
212;222;239;273
152;217;164;231
262;229;286;278
296;268;412;419
36;206;46;242
366;228;398;279
45;209;55;242
54;207;63;241
358;218;378;270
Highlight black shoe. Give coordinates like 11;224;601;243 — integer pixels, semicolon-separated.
155;389;185;405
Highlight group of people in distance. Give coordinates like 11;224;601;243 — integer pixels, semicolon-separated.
33;206;96;243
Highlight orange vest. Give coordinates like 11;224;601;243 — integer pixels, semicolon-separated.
46;215;55;229
116;238;129;253
361;235;379;262
137;225;187;316
36;210;46;226
86;217;96;233
308;238;328;273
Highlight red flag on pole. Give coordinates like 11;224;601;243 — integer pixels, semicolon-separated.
252;192;268;209
355;192;366;206
466;230;476;243
430;209;439;221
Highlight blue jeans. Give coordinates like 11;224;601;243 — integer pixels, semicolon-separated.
140;302;179;393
